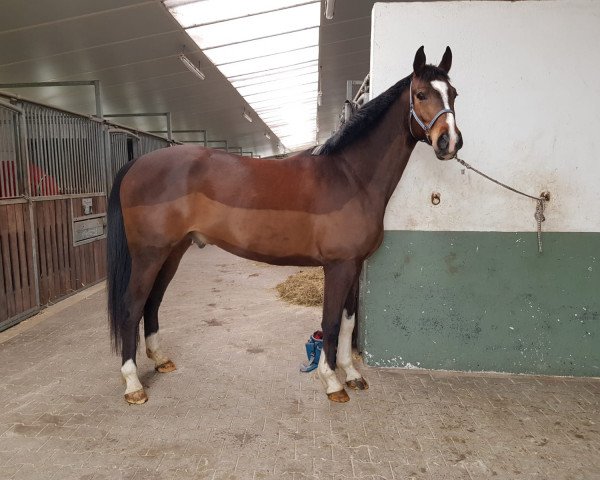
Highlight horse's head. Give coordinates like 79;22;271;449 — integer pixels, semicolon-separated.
409;46;463;160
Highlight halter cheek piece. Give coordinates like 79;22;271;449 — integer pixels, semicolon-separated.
409;81;455;145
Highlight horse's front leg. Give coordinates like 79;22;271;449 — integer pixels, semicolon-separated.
337;275;368;390
337;311;369;390
318;260;362;403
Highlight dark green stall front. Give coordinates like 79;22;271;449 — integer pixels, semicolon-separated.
358;231;600;376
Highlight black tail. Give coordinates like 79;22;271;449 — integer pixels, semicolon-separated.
107;161;137;353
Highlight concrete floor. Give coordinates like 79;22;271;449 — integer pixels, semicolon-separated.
0;246;599;480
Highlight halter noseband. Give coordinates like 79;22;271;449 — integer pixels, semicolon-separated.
409;80;455;144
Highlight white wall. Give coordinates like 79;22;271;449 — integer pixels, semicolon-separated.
371;0;600;232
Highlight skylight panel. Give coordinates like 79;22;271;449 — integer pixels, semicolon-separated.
217;46;318;78
231;65;318;89
236;72;318;97
164;0;309;28
186;3;320;49
245;83;318;104
229;61;318;84
164;0;321;150
255;99;316;115
204;28;318;65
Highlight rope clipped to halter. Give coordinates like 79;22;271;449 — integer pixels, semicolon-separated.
455;156;548;253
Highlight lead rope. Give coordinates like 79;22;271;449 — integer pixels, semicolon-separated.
455;156;548;253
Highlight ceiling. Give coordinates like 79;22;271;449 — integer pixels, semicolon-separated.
0;0;379;157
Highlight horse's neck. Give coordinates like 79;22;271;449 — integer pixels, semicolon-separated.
342;90;416;207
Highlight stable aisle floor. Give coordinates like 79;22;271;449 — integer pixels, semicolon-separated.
0;247;598;479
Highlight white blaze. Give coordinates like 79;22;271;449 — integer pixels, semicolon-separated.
430;80;458;152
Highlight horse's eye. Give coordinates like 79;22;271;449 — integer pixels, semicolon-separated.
416;92;426;101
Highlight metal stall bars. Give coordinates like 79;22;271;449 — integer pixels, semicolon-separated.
139;131;171;156
108;128;140;186
0;92;110;330
106;126;173;186
148;129;206;147
21;100;108;309
0;91;179;330
0;100;38;330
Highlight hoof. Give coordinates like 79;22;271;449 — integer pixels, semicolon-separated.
155;360;177;373
346;378;369;390
124;389;148;405
327;389;350;403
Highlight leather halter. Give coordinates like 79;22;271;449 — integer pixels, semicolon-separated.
409;80;455;144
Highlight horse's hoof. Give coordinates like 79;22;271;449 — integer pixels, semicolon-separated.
155;360;177;373
346;378;369;390
327;389;350;403
124;389;148;404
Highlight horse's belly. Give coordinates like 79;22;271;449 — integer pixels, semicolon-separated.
192;193;380;262
195;201;320;259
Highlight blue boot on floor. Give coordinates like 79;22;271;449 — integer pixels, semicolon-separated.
300;331;323;373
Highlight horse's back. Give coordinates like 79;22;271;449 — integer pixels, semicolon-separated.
121;145;340;211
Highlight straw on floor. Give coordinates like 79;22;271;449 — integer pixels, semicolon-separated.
276;268;324;307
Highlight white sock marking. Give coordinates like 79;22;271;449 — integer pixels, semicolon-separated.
145;332;170;366
121;359;143;395
431;80;458;152
337;309;362;382
318;346;344;394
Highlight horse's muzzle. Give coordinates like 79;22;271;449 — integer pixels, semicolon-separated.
435;131;463;160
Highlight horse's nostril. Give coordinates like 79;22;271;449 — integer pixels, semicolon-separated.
438;133;449;151
457;135;463;150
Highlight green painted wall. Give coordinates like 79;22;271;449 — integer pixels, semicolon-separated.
358;231;600;376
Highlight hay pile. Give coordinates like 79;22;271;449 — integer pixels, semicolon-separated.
276;268;324;307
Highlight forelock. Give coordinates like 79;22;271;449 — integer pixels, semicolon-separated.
417;65;450;83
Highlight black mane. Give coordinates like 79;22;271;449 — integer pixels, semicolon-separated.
314;65;449;156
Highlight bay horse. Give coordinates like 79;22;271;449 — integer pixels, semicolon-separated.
107;46;463;404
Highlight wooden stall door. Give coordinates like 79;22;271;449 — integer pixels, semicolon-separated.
0;201;37;329
33;196;107;307
0;102;38;330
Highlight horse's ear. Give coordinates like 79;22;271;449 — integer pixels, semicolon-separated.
438;46;452;73
413;46;426;76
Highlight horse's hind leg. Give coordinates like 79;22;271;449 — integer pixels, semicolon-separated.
120;248;168;404
337;273;368;391
318;260;361;403
143;239;191;372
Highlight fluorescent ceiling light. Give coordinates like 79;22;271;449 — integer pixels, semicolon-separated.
242;110;253;123
164;0;321;150
325;0;336;20
178;54;205;80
